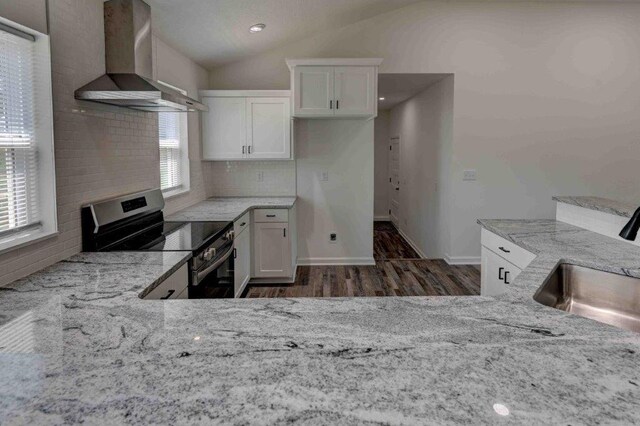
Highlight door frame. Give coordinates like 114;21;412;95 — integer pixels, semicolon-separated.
388;135;401;228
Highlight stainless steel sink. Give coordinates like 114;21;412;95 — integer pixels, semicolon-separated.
534;264;640;333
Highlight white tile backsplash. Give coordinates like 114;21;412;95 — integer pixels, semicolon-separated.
204;161;296;197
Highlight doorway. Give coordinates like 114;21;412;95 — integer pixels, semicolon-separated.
389;136;400;228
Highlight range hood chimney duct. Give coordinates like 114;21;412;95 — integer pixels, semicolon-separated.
74;0;207;112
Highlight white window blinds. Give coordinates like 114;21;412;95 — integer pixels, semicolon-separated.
158;111;183;192
0;26;39;236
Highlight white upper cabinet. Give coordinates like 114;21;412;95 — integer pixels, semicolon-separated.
246;97;291;159
294;66;334;117
334;66;376;116
287;58;383;119
200;91;292;161
202;97;246;160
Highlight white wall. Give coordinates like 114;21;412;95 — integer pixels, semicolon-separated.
374;110;390;220
0;0;47;34
296;120;374;265
389;76;454;258
210;0;640;262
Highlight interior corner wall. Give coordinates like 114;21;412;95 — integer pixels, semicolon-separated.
210;0;640;262
296;120;374;264
374;110;390;220
152;36;210;215
389;75;454;258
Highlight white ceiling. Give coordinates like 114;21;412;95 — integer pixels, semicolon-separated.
146;0;424;69
378;73;450;110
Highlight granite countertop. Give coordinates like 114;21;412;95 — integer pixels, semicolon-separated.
553;195;638;218
1;219;640;423
166;196;297;222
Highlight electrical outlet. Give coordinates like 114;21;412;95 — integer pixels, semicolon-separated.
318;171;329;182
257;171;264;182
329;233;337;243
463;169;477;181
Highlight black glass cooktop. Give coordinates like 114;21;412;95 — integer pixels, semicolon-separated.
109;221;231;252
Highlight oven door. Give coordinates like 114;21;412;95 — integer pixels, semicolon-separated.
190;241;234;297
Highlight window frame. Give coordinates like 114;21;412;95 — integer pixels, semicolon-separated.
157;81;190;199
0;17;57;254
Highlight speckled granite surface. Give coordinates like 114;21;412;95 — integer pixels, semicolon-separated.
553;195;638;218
1;220;640;424
166;197;297;222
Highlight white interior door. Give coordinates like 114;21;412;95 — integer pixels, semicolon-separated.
246;97;291;159
389;136;400;227
334;66;375;116
202;97;246;160
294;66;334;117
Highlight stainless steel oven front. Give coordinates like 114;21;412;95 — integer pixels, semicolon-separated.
189;228;235;297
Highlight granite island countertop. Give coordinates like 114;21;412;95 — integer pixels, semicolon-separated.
1;219;640;423
166;196;297;222
553;195;638;218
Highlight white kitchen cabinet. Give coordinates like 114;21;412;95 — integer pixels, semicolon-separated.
234;220;251;298
481;247;522;296
202;97;246;160
143;263;188;300
246;97;291;159
333;66;376;117
253;221;292;278
200;91;292;161
480;229;535;296
293;66;334;117
287;59;382;119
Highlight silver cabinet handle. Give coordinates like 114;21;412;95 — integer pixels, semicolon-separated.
330;100;333;109
242;146;245;154
248;146;252;154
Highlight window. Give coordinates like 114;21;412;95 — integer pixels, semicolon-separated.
0;19;56;253
158;82;189;197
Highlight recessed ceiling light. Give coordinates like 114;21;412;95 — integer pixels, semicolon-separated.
379;97;385;101
249;23;266;33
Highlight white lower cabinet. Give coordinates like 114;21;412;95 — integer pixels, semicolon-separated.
234;224;251;298
253;221;292;278
143;264;188;300
480;229;535;296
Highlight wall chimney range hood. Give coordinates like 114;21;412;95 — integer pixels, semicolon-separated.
75;0;207;112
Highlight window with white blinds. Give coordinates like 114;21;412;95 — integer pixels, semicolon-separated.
158;82;189;196
0;18;56;253
0;25;39;237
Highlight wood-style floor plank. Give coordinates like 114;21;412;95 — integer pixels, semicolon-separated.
212;222;481;299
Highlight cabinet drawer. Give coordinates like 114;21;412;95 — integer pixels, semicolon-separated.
481;228;536;269
481;247;522;296
254;209;288;223
234;211;250;236
143;264;188;300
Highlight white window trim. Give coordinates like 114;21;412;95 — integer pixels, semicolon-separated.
157;81;190;199
0;17;57;254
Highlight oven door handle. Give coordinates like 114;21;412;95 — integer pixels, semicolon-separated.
193;245;234;286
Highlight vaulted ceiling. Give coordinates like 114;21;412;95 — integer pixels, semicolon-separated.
147;0;424;69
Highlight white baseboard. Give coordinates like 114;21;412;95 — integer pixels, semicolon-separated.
374;215;390;221
297;257;376;266
396;228;427;259
444;254;481;265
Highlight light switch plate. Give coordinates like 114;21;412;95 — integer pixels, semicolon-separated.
318;171;329;182
463;169;477;181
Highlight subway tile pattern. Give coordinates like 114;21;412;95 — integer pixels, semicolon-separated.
0;0;206;286
203;161;296;197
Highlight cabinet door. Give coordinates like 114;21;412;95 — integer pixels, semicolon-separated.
253;222;292;278
293;66;334;117
246;97;291;159
234;227;251;298
481;247;522;296
334;66;375;117
202;97;246;160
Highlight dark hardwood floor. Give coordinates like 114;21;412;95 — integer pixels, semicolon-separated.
374;221;419;260
204;221;481;299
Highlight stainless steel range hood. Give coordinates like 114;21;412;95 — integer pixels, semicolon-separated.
74;0;207;112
